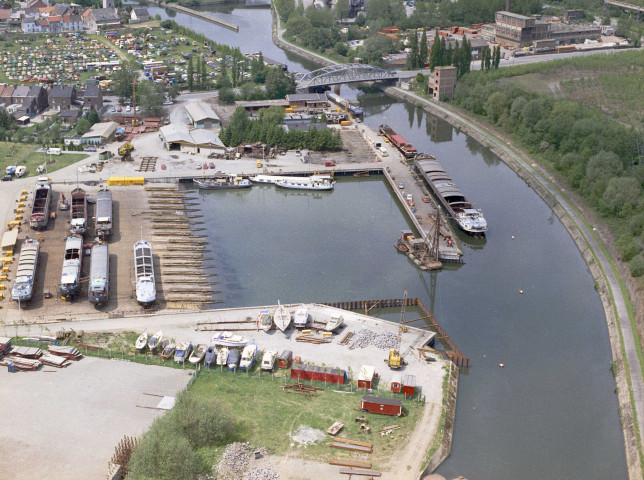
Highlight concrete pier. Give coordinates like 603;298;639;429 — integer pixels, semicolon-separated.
160;2;239;31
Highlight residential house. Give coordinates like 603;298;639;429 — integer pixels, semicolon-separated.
28;86;48;112
81;7;120;32
130;7;149;23
48;85;77;111
23;13;83;33
83;84;103;111
11;85;31;105
0;85;14;106
38;4;69;17
0;9;11;23
27;0;48;9
60;107;82;125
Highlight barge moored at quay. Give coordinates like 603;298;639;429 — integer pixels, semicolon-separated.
379;124;417;159
415;155;487;236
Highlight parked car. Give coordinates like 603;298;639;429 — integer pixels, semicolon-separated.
135;106;140;112
324;160;336;166
84;146;97;152
126;106;131;112
117;106;122;112
196;164;202;170
161;164;167;170
209;162;215;169
1;174;12;181
163;101;174;105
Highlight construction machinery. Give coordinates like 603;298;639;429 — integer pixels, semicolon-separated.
118;142;134;161
386;348;406;369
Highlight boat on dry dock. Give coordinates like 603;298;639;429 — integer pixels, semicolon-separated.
11;238;39;303
160;342;176;360
211;332;249;348
415;155;487;236
135;332;148;351
325;314;344;332
258;309;273;332
29;177;52;229
95;189;113;239
148;331;163;353
293;305;309;329
134;240;156;307
274;301;292;331
88;242;109;306
59;235;83;301
70;187;87;235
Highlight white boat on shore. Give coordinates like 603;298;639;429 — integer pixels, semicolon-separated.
211;332;249;348
258;309;273;332
134;240;156;307
189;344;207;364
148;331;163;352
293;305;309;329
240;343;257;371
216;346;229;366
273;301;292;332
274;175;334;191
325;314;344;332
135;332;148;351
261;350;278;371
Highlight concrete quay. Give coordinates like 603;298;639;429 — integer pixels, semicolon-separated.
159;2;239;31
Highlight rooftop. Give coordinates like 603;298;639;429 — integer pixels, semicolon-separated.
184;101;219;123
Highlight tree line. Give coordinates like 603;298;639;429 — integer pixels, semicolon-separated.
451;64;644;276
220;107;343;151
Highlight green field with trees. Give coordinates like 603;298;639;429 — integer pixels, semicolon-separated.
448;50;644;277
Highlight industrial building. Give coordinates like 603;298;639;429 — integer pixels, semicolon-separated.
494;10;601;47
184;101;220;129
159;124;225;153
427;66;458;101
81;121;119;145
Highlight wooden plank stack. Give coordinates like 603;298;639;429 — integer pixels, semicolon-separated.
0;337;11;357
48;346;83;361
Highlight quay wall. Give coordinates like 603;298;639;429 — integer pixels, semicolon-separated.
157;2;239;31
380;84;643;480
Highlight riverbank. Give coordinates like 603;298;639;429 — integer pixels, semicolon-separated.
268;7;643;477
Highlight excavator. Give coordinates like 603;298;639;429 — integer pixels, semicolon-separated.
118;142;134;161
386;348;406;369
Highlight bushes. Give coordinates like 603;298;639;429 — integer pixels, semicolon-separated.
128;391;238;480
630;255;644;277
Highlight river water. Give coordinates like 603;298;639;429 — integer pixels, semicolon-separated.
148;5;628;478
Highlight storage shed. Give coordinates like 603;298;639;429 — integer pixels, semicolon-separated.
360;395;403;416
357;365;376;390
278;350;292;369
390;372;402;393
403;375;416;397
290;362;347;385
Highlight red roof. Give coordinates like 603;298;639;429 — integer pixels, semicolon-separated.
0;9;11;20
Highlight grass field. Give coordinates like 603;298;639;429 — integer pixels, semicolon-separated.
0;142;88;179
189;366;426;470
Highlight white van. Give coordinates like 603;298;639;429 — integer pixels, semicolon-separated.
46;147;61;156
378;146;388;157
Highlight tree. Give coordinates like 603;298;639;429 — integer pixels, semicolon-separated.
265;68;293;99
585;150;623;183
113;62;138;104
200;57;208;89
170;393;237;448
218;87;235;104
335;0;350;20
137;81;165;115
362;35;394;65
168;83;180;102
419;29;428;68
484;47;491;70
187;56;194;91
429;30;440;69
76;118;90;135
87;109;99;126
630;255;644;277
484;91;506;123
250;52;267;84
406;30;419;70
493;45;501;68
601;176;641;215
615;233;639;261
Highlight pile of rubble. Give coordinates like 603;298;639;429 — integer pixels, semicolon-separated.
348;329;399;350
215;442;274;480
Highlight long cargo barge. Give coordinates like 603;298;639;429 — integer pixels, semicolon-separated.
379;125;417;158
29;177;52;229
59;234;83;301
70;187;87;236
326;91;364;117
95;188;113;239
415;154;487;236
11;238;39;302
88;242;109;306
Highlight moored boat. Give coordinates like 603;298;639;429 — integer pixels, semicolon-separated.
11;238;39;303
189;344;207;364
59;235;83;301
258;309;273;332
379;125;417;158
293;305;309;329
134;240;156;307
194;175;252;189
70;187;88;235
88;242;109;306
148;331;163;353
415;156;487;236
29;177;52;229
239;343;257;371
135;332;148;351
273;301;292;332
274;175;334;191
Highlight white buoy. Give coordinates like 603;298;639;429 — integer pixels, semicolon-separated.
499;363;504;368
511;235;515;239
519;290;524;294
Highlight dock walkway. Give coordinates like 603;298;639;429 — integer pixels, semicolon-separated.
159;2;239;31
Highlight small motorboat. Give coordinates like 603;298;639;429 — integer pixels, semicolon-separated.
273;300;292;332
160;342;175;360
204;345;217;367
189;344;207;364
239;343;257;371
135;332;148;352
325;315;345;332
227;348;240;370
148;330;163;353
261;350;278;371
258;309;273;332
174;342;193;363
211;332;249;348
216;346;229;366
293;305;309;329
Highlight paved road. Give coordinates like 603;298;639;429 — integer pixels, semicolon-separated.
396;88;644;449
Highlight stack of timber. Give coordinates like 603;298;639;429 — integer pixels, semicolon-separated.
329;459;372;469
40;354;72;368
48;345;82;361
10;346;42;359
141;187;217;309
0;356;41;370
296;334;332;344
281;383;323;397
0;337;12;356
339;467;381;477
329;438;373;453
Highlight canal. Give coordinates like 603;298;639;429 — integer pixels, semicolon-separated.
148;4;628;479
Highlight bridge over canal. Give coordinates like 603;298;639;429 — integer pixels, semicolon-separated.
296;63;417;91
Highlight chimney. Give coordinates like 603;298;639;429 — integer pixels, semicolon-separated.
506;0;510;11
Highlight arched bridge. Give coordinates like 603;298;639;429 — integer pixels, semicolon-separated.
296;64;401;90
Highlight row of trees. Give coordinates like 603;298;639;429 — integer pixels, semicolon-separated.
428;31;472;77
452;68;644;276
406;29;428;70
220;107;343;151
480;45;501;71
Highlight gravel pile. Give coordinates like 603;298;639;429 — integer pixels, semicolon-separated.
215;442;270;480
244;467;280;480
348;328;399;350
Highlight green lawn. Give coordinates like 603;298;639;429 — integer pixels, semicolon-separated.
188;366;426;469
0;142;88;179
